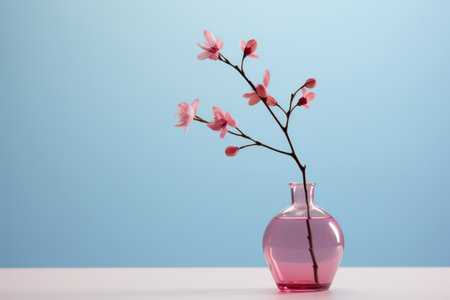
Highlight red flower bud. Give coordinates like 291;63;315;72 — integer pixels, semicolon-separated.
225;146;239;157
304;78;317;89
298;97;308;106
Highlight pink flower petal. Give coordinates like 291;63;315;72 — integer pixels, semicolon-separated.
306;92;315;101
243;92;255;98
212;106;225;117
197;43;209;51
263;70;270;87
220;127;227;138
207;122;221;131
247;39;258;52
216;37;223;50
177;101;188;111
209;52;219;61
256;84;268;98
197;51;210;60
301;88;307;97
240;39;246;51
204;30;215;46
191;99;200;115
225;112;238;128
248;54;259;58
304;104;311;109
248;95;261;106
208;119;226;131
267;95;277;106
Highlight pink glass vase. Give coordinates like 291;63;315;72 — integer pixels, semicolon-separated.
263;182;344;292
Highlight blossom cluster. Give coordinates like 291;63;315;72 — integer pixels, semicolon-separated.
174;30;317;157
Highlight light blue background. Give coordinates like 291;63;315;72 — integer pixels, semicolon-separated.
1;0;449;267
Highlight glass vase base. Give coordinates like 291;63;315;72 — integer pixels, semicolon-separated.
277;282;330;292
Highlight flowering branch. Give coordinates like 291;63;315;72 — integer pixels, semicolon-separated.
218;54;287;134
218;53;304;169
286;84;304;129
193;116;291;156
175;30;320;284
216;51;320;284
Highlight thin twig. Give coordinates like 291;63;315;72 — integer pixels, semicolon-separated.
193;116;291;156
286;84;305;129
276;103;288;116
239;143;257;150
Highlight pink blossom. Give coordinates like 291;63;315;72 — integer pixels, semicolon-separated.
304;78;317;89
174;99;200;133
297;88;315;109
239;39;259;58
207;106;238;138
242;70;277;106
225;146;239;157
197;30;223;61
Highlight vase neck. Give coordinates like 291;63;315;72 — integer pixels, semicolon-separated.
289;182;315;206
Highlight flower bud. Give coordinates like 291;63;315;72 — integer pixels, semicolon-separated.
298;97;308;106
225;146;239;157
304;78;317;89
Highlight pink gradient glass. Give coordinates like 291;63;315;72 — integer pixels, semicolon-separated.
263;182;344;292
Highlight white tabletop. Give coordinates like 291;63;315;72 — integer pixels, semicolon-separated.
0;267;449;300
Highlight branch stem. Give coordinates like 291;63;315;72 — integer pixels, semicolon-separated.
302;167;319;284
216;53;319;284
193;116;291;156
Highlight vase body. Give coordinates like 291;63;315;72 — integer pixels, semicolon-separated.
263;182;344;291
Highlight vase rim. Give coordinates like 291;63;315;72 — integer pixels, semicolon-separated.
289;182;316;187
